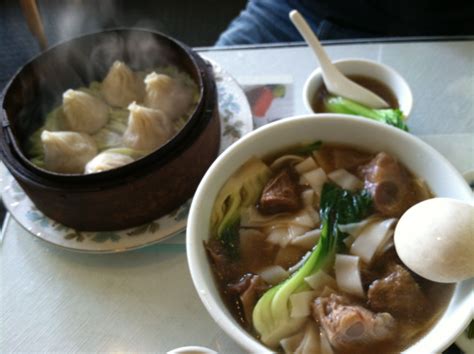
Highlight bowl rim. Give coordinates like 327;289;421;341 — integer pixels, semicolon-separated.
302;57;413;117
0;28;213;184
187;113;472;353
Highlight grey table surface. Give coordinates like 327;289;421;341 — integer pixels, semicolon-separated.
1;40;473;353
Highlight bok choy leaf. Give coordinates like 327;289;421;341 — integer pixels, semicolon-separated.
210;157;271;257
324;95;409;131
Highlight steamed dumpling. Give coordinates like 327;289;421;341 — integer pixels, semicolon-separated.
92;108;129;150
41;130;98;174
144;72;195;119
85;150;135;174
123;102;175;151
62;89;109;134
101;61;145;108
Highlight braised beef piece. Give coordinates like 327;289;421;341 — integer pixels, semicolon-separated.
206;240;271;329
259;168;301;214
313;293;396;353
228;273;255;294
205;239;240;281
359;152;420;217
206;229;277;283
359;263;380;290
360;246;400;288
228;274;269;326
368;264;428;319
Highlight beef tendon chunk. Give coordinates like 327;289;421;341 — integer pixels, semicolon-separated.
313;293;396;352
368;264;428;319
205;238;241;281
228;274;269;328
259;168;301;214
359;152;423;217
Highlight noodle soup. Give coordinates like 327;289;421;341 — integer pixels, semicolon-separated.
205;142;453;353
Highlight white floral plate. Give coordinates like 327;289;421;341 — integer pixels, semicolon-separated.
0;61;253;253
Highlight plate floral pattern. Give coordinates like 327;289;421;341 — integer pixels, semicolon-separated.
0;61;253;253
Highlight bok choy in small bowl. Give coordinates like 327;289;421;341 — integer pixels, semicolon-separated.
186;114;472;354
303;59;413;131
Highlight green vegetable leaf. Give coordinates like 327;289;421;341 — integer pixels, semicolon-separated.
320;183;372;225
292;140;323;155
325;96;409;131
219;217;241;258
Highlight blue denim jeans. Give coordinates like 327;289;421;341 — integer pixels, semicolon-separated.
215;0;375;46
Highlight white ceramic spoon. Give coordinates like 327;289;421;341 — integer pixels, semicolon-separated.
289;10;389;109
394;198;474;283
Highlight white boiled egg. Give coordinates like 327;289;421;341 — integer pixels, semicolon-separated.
394;198;474;283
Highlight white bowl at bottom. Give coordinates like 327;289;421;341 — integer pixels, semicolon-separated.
187;114;473;353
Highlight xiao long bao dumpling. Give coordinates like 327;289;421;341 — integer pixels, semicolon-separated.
62;89;109;134
85;149;137;174
26;61;199;174
144;71;196;119
123;102;175;151
41;130;98;174
101;61;145;108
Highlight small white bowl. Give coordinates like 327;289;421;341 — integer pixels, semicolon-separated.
167;346;217;354
303;58;413;118
187;114;472;353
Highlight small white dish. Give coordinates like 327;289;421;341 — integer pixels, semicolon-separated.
167;346;217;354
303;58;413;118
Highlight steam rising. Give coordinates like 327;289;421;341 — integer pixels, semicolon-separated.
55;0;118;43
11;2;182;145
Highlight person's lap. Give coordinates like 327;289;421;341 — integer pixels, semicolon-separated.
215;0;375;46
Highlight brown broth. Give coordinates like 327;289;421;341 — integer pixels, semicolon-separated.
312;74;399;113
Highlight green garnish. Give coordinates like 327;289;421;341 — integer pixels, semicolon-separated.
320;183;373;225
292;140;323;155
325;95;409;131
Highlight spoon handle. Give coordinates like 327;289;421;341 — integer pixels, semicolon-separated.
289;10;340;80
289;9;389;108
